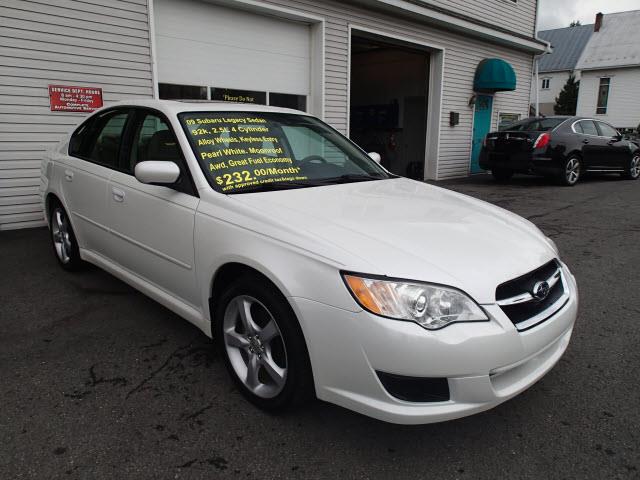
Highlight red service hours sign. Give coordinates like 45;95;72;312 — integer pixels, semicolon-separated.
48;85;103;112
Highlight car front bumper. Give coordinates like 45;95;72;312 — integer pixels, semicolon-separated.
289;265;578;424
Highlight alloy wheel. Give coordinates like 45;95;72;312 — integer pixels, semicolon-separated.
631;155;640;179
565;158;580;185
223;295;288;399
51;207;72;264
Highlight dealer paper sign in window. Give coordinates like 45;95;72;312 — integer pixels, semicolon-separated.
48;85;103;112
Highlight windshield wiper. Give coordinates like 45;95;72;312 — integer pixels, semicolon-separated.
225;181;314;194
225;174;389;194
311;173;388;185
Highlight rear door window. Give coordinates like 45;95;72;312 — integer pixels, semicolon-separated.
88;112;129;168
578;120;598;136
596;122;618;138
69;109;130;169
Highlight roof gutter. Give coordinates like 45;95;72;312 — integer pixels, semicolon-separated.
356;0;549;53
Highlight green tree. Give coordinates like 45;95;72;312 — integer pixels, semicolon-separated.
569;20;582;27
554;74;580;115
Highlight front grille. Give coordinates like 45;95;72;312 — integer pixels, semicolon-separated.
496;259;569;331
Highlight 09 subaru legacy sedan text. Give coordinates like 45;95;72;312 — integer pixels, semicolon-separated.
40;100;578;424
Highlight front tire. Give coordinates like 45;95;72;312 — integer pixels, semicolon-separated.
622;153;640;180
559;155;581;186
492;168;514;182
214;274;314;411
49;201;83;271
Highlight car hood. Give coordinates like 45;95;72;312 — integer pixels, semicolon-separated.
232;178;556;303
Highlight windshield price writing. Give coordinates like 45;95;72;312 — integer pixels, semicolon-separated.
182;113;308;192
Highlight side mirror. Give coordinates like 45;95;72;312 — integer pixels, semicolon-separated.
134;161;180;185
368;152;382;164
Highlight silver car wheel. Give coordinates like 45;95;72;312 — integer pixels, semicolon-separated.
566;157;580;185
631;154;640;179
223;295;288;399
51;207;72;264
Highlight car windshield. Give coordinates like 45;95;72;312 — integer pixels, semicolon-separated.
179;111;392;194
503;118;566;132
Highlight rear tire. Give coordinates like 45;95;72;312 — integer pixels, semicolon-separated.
492;168;514;182
49;201;83;271
214;274;314;411
559;155;581;186
622;153;640;180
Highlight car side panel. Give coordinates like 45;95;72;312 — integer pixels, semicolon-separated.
105;169;201;308
56;153;112;255
604;138;632;170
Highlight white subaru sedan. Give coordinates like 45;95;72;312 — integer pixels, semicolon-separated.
41;100;578;424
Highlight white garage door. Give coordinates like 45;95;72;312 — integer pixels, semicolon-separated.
154;0;310;103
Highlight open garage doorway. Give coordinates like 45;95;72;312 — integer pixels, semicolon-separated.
349;31;431;180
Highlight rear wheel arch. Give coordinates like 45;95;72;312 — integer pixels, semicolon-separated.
46;193;71;226
565;150;583;161
45;193;79;236
45;192;61;219
47;196;83;270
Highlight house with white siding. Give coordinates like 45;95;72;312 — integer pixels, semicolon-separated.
0;0;547;230
532;24;593;116
575;10;640;131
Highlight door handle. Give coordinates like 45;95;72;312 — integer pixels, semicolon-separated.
582;139;589;144
64;169;73;181
112;187;125;202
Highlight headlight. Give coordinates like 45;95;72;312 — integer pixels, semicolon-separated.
342;273;488;330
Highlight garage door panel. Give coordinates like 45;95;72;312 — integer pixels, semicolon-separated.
155;0;310;96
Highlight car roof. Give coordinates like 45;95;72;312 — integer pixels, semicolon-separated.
102;99;310;117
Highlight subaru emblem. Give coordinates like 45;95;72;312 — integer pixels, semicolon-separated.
532;281;550;301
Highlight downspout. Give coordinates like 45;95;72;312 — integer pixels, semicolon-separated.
147;0;159;99
532;0;551;116
535;59;539;115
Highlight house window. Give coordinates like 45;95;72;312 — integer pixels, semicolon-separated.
596;77;610;114
498;112;521;130
541;78;550;90
269;93;307;112
159;83;207;100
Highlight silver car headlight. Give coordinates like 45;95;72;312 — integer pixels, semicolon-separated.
342;273;488;330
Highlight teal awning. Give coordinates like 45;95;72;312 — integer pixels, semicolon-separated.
474;58;517;92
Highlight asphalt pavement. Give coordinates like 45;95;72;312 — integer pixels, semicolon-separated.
1;173;638;479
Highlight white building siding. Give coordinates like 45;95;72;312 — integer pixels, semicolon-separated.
576;68;640;129
537;72;570;105
262;0;534;178
420;0;537;37
0;0;154;230
529;70;573;116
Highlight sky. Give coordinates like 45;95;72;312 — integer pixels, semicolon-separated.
537;0;640;30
